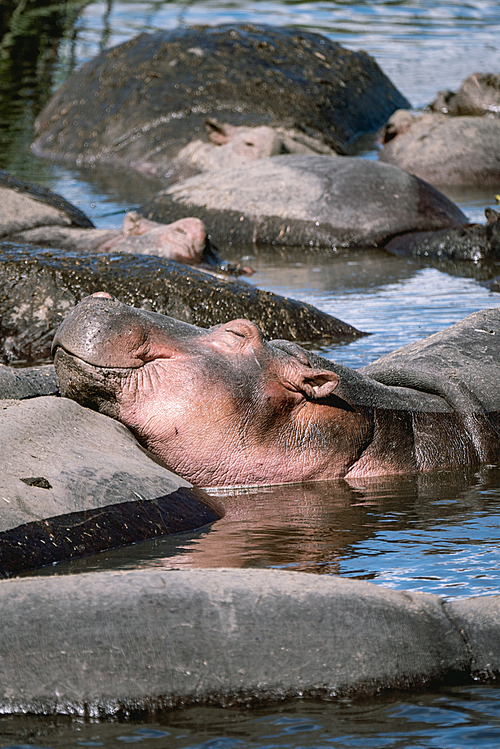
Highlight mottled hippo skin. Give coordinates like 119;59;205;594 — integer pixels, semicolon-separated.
139;155;468;250
32;24;409;178
0;244;362;365
0;170;222;267
54;296;500;487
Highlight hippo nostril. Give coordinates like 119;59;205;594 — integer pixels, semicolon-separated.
89;291;114;300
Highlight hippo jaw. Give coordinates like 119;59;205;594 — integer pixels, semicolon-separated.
53;295;373;487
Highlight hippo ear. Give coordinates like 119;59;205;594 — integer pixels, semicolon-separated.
205;118;231;145
485;207;500;225
291;367;340;402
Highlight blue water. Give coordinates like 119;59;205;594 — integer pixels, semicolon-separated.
3;0;500;745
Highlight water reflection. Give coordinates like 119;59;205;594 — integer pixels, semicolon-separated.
238;252;500;369
28;466;500;599
50;0;500;109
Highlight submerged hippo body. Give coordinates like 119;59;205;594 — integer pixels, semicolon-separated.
32;24;409;179
430;73;500;117
379;109;500;187
0;171;222;266
0;244;362;365
139;155;467;250
385;207;500;262
54;296;500;487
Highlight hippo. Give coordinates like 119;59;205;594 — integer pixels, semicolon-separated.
32;24;409;181
0;170;228;268
430;73;500;117
0;396;222;577
138;154;468;250
165;118;338;184
379;109;500;187
53;295;500;487
385;207;500;263
0;244;363;365
2;567;500;714
0;363;58;399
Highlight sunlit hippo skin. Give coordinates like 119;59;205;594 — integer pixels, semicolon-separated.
32;25;409;181
379;107;500;187
53;295;500;488
167;118;337;182
139;155;468;251
0;171;223;268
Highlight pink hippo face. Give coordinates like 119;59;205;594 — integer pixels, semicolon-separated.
99;214;209;264
52;294;371;487
173;119;337;176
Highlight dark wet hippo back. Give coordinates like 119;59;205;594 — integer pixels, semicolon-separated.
0;243;364;365
32;24;409;170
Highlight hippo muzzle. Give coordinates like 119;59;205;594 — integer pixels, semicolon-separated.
52;294;205;369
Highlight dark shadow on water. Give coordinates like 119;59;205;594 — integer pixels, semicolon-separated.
2;683;500;747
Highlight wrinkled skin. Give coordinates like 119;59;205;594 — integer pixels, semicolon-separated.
53;295;500;488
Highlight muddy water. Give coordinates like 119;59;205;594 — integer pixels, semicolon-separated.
2;0;500;746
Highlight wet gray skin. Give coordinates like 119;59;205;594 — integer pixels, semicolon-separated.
385;207;500;261
139;155;468;250
379;111;500;188
53;295;500;488
32;24;409;176
430;73;500;117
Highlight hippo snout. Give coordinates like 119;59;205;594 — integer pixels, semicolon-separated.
52;295;145;368
52;294;205;368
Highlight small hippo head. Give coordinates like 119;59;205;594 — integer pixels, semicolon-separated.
52;294;372;487
176;119;284;174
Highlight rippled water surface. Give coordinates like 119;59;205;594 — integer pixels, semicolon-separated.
2;0;500;746
2;686;500;748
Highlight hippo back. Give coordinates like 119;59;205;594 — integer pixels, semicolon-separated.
361;308;500;419
0;170;94;238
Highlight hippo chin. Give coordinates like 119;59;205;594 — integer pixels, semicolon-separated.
53;295;500;488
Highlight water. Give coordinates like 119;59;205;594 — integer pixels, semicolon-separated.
27;465;500;600
2;688;500;748
3;0;500;746
1;687;500;748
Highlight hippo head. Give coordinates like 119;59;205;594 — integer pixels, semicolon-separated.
52;295;372;487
